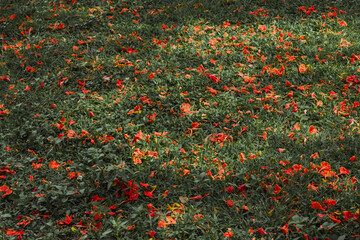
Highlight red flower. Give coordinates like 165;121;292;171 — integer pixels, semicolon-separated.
144;191;154;198
323;199;337;209
130;130;144;146
238;184;247;193
339;167;349;175
91;194;106;202
189;195;202;200
206;86;217;95
226;200;234;207
343;211;353;221
49;161;60;169
224;229;234;238
0;185;9;192
26;66;36;72
309;125;318;135
146;112;156;122
311;201;325;210
338;20;347;27
225;187;234;193
140;182;149;188
5;229;25;237
310;152;319;159
256;228;269;235
147;230;156;237
64;215;72;225
273;184;281;194
279;223;288;234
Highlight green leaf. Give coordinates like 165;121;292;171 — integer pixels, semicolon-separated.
337;235;346;240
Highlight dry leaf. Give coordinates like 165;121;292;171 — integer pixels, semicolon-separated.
179;196;189;203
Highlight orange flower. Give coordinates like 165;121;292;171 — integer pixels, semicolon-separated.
166;216;177;225
67;129;76;138
293;123;300;131
180;103;193;115
298;64;307;73
258;25;267;32
158;220;167;228
206;86;217;95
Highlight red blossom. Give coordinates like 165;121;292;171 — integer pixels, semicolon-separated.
49;161;60;169
147;230;156;237
91;195;106;202
339;167;349;175
311;201;325;210
226;200;234;207
223;229;234;238
279;223;289;234
225;187;234;193
64;215;72;225
309;125;318;135
256;228;269;235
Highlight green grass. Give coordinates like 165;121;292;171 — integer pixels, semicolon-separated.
1;0;360;239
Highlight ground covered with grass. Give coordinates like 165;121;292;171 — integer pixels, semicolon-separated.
1;0;360;239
